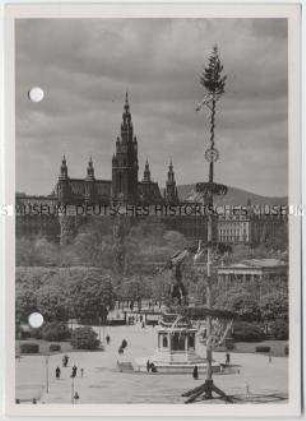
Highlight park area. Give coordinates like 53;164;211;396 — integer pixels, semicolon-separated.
15;324;288;405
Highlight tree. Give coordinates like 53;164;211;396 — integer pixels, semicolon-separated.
260;291;288;321
71;326;100;350
68;217;114;268
16;236;59;267
70;273;115;324
214;288;261;322
41;321;71;341
36;283;70;322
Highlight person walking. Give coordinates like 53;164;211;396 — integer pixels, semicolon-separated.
225;352;231;365
71;364;77;378
192;365;199;380
63;355;69;368
150;362;157;373
55;366;61;379
106;334;110;345
245;382;251;399
146;360;150;373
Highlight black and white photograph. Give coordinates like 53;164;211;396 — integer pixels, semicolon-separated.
4;3;301;417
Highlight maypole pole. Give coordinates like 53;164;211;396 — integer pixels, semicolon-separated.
182;46;230;403
204;46;222;399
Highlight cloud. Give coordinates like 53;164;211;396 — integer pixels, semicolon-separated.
15;18;288;197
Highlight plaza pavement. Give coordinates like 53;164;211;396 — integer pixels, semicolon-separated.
15;325;288;404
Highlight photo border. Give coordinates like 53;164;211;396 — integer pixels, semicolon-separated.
3;2;301;417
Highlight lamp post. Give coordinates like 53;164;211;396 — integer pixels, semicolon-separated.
45;354;49;394
71;374;75;404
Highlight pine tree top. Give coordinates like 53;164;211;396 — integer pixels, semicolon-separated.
200;45;227;96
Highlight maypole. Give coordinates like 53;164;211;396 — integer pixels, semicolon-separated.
183;46;230;403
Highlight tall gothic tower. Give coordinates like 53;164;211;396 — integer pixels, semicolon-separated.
57;155;70;204
165;159;179;204
85;157;95;203
112;92;139;203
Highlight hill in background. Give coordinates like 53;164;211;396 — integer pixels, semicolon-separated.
176;184;287;207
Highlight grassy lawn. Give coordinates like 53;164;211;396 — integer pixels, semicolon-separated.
233;340;288;357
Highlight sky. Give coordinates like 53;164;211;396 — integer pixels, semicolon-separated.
15;18;288;197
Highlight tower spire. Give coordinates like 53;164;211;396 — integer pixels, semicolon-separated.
86;156;95;179
121;90;133;141
112;91;139;203
165;159;178;204
167;158;175;183
143;158;151;182
59;155;68;179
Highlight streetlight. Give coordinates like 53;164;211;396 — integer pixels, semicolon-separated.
45;354;49;394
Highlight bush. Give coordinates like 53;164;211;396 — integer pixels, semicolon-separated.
270;320;289;340
29;327;43;340
225;340;235;351
107;319;126;326
255;346;271;353
42;322;71;342
71;326;100;350
49;343;61;352
232;321;265;343
20;342;39;354
146;320;159;327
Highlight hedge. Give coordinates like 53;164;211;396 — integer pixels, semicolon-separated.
20;342;39;354
255;346;271;353
49;343;61;352
107;320;126;326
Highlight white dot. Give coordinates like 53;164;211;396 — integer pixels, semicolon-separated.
28;87;44;103
28;312;44;328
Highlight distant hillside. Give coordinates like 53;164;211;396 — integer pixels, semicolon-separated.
176;184;287;207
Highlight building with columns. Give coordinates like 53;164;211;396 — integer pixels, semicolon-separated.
216;258;288;305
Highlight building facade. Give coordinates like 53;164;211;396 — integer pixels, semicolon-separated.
56;93;177;206
216;258;288;305
16;93;286;247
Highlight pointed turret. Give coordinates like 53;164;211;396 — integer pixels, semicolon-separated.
85;157;95;203
86;156;95;180
143;158;151;182
57;155;70;203
59;155;68;180
165;159;178;204
167;158;175;184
